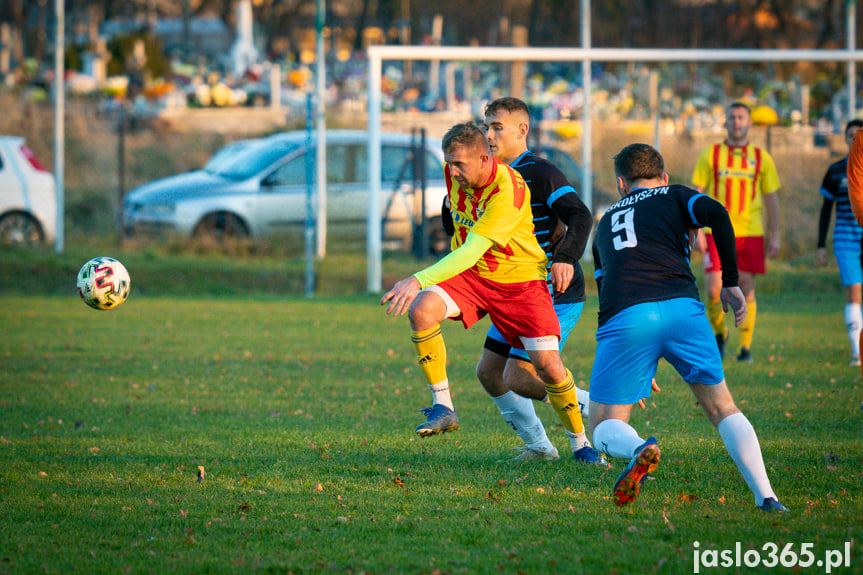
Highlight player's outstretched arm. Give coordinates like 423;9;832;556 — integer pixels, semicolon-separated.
692;194;739;289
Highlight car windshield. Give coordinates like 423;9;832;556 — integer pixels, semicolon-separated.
210;141;301;181
203;140;261;173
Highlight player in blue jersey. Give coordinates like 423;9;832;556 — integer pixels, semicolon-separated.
816;119;863;366
589;143;787;511
440;97;604;465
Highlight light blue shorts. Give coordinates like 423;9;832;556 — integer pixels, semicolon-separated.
590;298;725;405
834;248;863;287
487;301;584;361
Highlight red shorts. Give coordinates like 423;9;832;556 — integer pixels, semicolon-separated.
436;269;560;350
704;234;765;275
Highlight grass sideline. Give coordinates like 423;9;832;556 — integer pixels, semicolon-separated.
1;250;862;574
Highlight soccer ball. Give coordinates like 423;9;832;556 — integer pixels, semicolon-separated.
76;257;131;310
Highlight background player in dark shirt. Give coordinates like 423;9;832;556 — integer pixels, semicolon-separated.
442;97;602;464
816;119;863;366
589;143;787;511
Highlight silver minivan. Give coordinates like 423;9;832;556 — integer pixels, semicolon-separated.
123;130;448;250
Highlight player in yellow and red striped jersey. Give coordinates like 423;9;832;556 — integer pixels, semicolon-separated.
692;102;781;363
382;122;602;462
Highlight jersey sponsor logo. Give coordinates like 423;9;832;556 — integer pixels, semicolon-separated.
452;213;477;228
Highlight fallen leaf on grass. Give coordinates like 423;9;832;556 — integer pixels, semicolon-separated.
677;493;699;503
197;466;206;483
393;477;406;487
484;492;500;503
662;510;676;531
313;482;324;493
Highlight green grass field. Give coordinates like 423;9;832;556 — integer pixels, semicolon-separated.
1;249;862;574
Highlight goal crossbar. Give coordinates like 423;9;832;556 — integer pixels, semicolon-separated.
366;45;863;292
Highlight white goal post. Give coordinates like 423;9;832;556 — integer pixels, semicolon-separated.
366;44;863;293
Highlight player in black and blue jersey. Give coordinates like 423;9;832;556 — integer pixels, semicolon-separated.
816;119;863;366
442;97;603;465
589;143;787;511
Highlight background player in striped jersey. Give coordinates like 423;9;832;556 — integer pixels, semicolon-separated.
816;119;863;366
692;102;782;362
590;142;787;511
382;122;598;462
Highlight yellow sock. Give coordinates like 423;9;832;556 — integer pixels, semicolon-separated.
544;369;584;434
411;326;447;385
706;299;728;338
739;300;756;350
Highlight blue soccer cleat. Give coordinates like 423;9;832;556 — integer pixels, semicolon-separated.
613;436;660;506
574;445;608;466
760;497;789;512
415;404;460;437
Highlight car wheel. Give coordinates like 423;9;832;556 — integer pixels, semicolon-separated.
193;212;249;243
0;212;45;245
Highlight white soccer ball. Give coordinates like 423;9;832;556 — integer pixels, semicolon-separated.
76;256;131;310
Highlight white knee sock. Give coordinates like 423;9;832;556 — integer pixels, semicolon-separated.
492;391;554;452
592;419;645;460
717;412;777;507
429;380;453;410
576;387;590;416
845;303;861;357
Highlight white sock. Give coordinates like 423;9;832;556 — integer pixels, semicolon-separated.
576;387;590;416
565;429;591;452
429;380;453;410
592;419;645;459
492;391;554;452
717;412;777;507
845;303;862;357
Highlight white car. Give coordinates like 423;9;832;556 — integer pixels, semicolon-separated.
123;130;449;251
0;136;57;246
